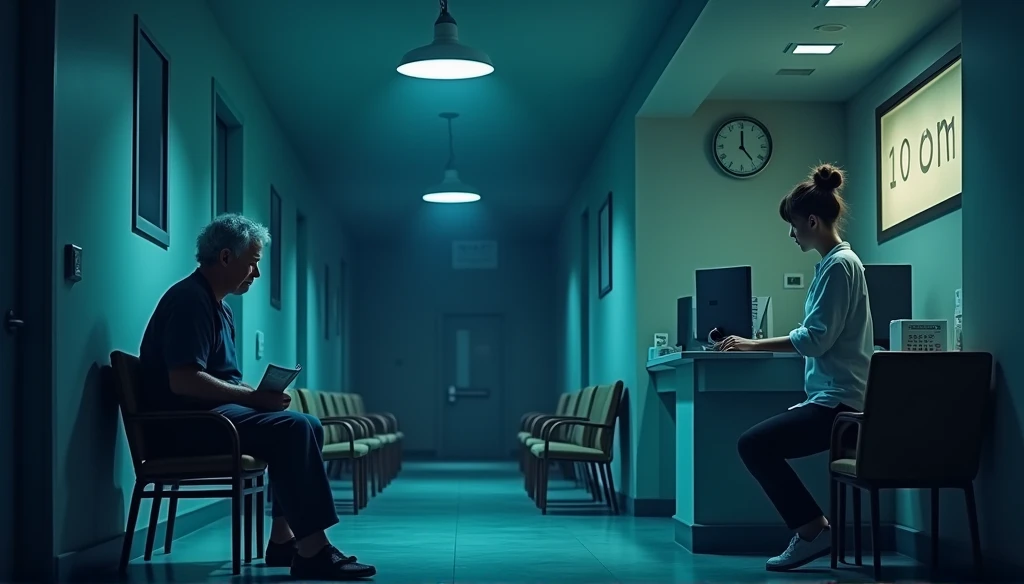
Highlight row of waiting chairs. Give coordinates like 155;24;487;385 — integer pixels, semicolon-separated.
107;351;403;575
515;381;624;514
284;388;403;513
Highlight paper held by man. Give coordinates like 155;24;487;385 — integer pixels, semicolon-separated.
256;363;302;393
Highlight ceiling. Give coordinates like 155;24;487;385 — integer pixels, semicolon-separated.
643;0;960;116
207;0;682;241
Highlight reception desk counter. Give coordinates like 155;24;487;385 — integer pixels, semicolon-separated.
649;351;835;554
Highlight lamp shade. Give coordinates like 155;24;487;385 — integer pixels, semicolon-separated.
398;14;493;80
422;169;481;203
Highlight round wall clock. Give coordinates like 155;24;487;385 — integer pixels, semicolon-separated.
711;117;773;179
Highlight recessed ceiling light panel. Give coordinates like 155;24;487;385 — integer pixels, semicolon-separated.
812;0;880;7
777;68;816;76
786;43;842;55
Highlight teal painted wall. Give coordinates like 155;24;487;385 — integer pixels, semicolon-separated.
961;1;1024;569
843;12;963;535
553;0;709;502
52;0;351;556
350;233;556;456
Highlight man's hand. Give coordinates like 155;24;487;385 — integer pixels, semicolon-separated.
245;390;291;412
716;336;758;352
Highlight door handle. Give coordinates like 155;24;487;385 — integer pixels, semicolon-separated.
447;385;490;403
4;309;24;333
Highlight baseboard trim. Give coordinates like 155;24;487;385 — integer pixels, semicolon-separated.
619;493;674;517
673;516;898;555
893;524;1022;580
402;449;438;460
55;499;230;581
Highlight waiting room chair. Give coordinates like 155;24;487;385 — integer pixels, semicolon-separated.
829;351;993;581
526;382;624;515
517;392;570;448
344;393;403;483
317;392;386;497
108;351;267;575
520;388;600;495
345;393;404;476
517;392;572;470
519;388;593;474
289;388;371;512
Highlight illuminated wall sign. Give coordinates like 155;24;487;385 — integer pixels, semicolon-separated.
876;45;962;243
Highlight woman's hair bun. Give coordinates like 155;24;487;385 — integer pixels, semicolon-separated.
812;164;843;191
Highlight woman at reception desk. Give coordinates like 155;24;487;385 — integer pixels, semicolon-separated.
716;164;874;572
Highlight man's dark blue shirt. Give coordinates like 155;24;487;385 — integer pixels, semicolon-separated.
139;269;243;411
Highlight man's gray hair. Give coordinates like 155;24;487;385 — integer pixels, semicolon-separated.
196;214;271;265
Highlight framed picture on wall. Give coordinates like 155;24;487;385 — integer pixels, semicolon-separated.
323;263;331;340
598;191;613;299
876;44;962;243
131;15;171;249
269;186;282;309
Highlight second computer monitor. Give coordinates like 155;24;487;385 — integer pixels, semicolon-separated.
863;264;912;349
695;266;753;342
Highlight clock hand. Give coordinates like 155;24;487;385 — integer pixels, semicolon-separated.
740;130;745;149
738;144;754;162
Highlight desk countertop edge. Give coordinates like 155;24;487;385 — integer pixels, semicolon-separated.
647;351;802;372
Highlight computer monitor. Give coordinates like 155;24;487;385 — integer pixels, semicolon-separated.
863;264;912;349
695;266;753;342
676;296;692;348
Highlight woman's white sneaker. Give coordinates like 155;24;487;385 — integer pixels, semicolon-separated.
765;527;831;572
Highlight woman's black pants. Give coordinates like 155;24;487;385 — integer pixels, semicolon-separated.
737;403;853;529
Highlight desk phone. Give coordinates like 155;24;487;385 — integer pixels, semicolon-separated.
889;319;949;352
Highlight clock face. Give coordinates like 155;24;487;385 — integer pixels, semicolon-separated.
712;117;773;178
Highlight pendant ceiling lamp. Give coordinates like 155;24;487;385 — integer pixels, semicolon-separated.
398;0;494;80
423;113;480;204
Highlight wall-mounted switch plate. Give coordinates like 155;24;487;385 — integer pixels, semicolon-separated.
255;330;265;360
64;244;83;282
783;273;804;289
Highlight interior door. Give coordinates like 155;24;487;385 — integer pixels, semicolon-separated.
295;214;308;387
440;314;505;460
0;0;20;577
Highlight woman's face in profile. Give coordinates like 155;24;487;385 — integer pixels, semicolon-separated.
788;216;816;252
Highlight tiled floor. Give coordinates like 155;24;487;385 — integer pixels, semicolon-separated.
125;462;949;583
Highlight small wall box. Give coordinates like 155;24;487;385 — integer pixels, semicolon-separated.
64;244;83;282
890;319;949;352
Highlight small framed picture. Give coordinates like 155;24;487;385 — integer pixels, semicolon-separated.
783;273;805;289
598;191;613;298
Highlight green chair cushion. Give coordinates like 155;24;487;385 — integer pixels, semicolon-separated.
323;442;370;459
529;441;605;462
830;458;857;477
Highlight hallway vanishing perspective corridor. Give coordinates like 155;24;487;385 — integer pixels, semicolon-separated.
118;462;925;583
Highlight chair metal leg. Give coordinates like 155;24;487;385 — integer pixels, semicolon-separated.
869;488;882;581
538;460;550;514
231;476;242;575
144;483;164;561
829;478;839;569
351;460;360;515
119;482;145;573
164;483;180;554
964;482;984;576
244;485;253;564
255;475;265;558
600;463;618;515
587;464;602;502
838;484;846;563
853;488;862;566
930;487;940;570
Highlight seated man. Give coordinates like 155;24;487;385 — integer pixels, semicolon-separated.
139;214;375;580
